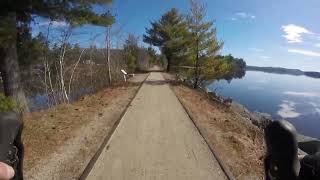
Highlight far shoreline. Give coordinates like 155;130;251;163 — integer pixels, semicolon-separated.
246;65;320;79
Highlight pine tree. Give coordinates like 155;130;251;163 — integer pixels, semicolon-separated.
124;34;140;73
186;0;223;88
143;8;188;72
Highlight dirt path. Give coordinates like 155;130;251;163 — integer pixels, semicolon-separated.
85;72;227;180
148;65;163;71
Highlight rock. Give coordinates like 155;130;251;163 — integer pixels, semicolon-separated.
250;112;272;129
206;91;320;156
229;101;272;129
222;98;233;107
208;91;218;97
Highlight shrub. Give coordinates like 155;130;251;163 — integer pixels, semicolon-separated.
0;93;16;112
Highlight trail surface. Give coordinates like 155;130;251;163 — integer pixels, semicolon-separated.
86;72;227;180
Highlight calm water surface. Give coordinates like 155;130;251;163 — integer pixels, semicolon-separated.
208;71;320;138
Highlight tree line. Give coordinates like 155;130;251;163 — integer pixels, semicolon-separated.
0;30;157;112
0;0;160;112
143;0;246;88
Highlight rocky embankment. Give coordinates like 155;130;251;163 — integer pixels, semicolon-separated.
207;89;318;156
173;72;317;152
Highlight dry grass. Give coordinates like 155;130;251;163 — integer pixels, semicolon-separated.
171;84;265;180
22;82;140;171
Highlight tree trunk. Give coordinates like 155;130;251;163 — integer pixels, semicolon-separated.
193;40;199;89
0;14;29;112
106;26;112;85
193;63;199;88
166;55;171;72
59;39;69;103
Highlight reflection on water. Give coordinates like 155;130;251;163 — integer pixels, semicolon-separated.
277;100;300;118
27;88;93;112
208;71;320;138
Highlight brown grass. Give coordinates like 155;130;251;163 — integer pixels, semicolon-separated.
22;82;139;171
171;84;265;180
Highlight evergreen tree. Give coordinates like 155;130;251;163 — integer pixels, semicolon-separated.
147;47;157;65
186;0;223;88
17;32;49;66
143;8;188;72
124;34;140;73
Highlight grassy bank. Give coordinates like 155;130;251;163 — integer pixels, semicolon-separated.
163;73;265;180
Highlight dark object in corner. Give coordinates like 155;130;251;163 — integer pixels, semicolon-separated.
0;112;24;180
299;152;320;180
298;141;320;180
264;120;300;180
264;120;320;180
299;141;320;155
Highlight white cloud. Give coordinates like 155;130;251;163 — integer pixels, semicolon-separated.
315;43;320;47
231;12;256;21
39;20;68;28
249;48;264;52
281;24;314;43
277;100;301;119
288;49;320;57
260;56;272;59
236;12;256;19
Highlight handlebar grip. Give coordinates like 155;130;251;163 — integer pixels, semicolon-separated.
0;112;24;180
264;120;300;180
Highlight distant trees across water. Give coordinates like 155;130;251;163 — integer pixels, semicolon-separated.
214;55;246;81
247;66;320;79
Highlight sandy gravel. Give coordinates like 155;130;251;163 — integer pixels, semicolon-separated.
86;72;227;180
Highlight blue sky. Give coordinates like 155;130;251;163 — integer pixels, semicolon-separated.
32;0;320;71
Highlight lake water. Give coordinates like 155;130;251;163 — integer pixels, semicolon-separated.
27;87;93;112
208;71;320;138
